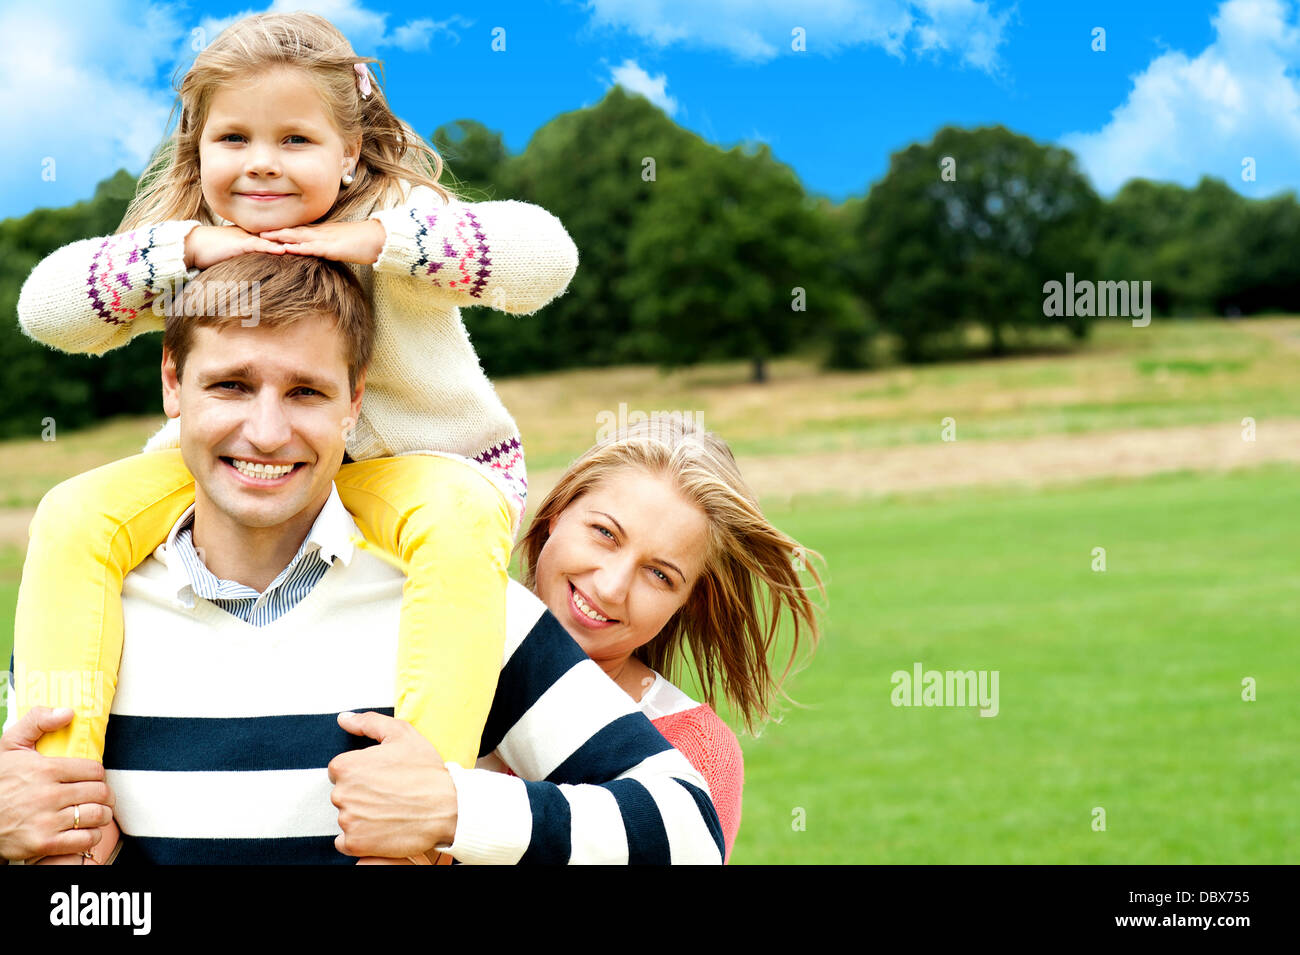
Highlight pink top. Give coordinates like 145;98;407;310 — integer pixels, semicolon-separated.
641;674;744;863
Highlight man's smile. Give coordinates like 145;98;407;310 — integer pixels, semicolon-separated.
220;456;306;484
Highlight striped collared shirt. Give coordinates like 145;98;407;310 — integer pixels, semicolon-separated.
164;485;356;627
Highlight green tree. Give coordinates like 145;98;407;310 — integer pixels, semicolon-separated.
1100;176;1246;316
853;126;1101;361
618;140;830;382
432;120;509;200
1220;191;1300;314
0;169;163;441
474;86;702;374
816;196;877;370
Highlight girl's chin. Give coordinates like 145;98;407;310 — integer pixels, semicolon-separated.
232;215;290;232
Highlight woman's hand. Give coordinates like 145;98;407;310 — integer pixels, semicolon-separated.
184;224;286;270
258;220;387;265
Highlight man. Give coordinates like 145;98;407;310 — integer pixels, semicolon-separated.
1;252;723;865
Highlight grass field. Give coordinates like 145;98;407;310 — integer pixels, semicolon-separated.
722;465;1298;863
1;316;1297;863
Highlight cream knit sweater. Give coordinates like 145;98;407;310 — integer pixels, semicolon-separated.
16;182;579;522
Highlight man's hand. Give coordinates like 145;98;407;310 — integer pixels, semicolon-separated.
0;707;115;862
329;711;458;859
257;220;387;265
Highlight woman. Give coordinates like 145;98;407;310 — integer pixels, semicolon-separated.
504;415;825;861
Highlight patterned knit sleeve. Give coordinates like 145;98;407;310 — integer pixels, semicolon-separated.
653;705;745;863
443;584;725;865
17;220;201;356
368;185;578;316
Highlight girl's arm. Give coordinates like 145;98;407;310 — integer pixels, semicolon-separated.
367;184;579;316
17;221;201;356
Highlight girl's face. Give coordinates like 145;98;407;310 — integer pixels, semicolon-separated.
199;67;360;233
535;468;710;672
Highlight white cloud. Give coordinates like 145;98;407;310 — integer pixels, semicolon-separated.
582;0;1011;70
389;16;475;51
1061;0;1300;195
609;59;679;115
0;0;471;220
912;0;1014;72
0;0;182;217
261;0;474;51
195;1;471;58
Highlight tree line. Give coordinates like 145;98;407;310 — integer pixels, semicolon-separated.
1;86;1294;440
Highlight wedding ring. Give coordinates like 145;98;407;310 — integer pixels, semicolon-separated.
72;804;81;830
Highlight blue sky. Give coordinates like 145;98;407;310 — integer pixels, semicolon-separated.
1;0;1297;220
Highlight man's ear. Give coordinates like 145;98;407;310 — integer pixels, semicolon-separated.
349;368;366;421
161;349;182;419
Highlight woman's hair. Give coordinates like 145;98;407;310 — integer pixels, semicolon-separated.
519;417;825;735
118;12;453;234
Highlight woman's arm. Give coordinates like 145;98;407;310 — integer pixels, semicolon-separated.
367;184;579;315
653;706;745;862
16;221;200;356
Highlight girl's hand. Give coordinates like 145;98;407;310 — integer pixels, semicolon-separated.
185;225;287;270
258;220;387;265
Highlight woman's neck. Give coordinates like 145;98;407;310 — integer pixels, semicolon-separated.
600;655;657;703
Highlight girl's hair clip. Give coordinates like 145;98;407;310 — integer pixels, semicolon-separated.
354;62;372;99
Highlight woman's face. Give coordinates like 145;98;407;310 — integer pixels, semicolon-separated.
535;468;710;671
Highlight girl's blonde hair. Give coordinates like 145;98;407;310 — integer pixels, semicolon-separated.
119;12;452;234
519;417;826;735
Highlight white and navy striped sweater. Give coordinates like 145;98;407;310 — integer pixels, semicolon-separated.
84;506;723;865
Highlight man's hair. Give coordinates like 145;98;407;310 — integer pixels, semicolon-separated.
162;252;374;392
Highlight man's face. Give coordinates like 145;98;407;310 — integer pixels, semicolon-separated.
162;313;363;535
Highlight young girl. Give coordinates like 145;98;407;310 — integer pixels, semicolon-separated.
13;12;577;785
